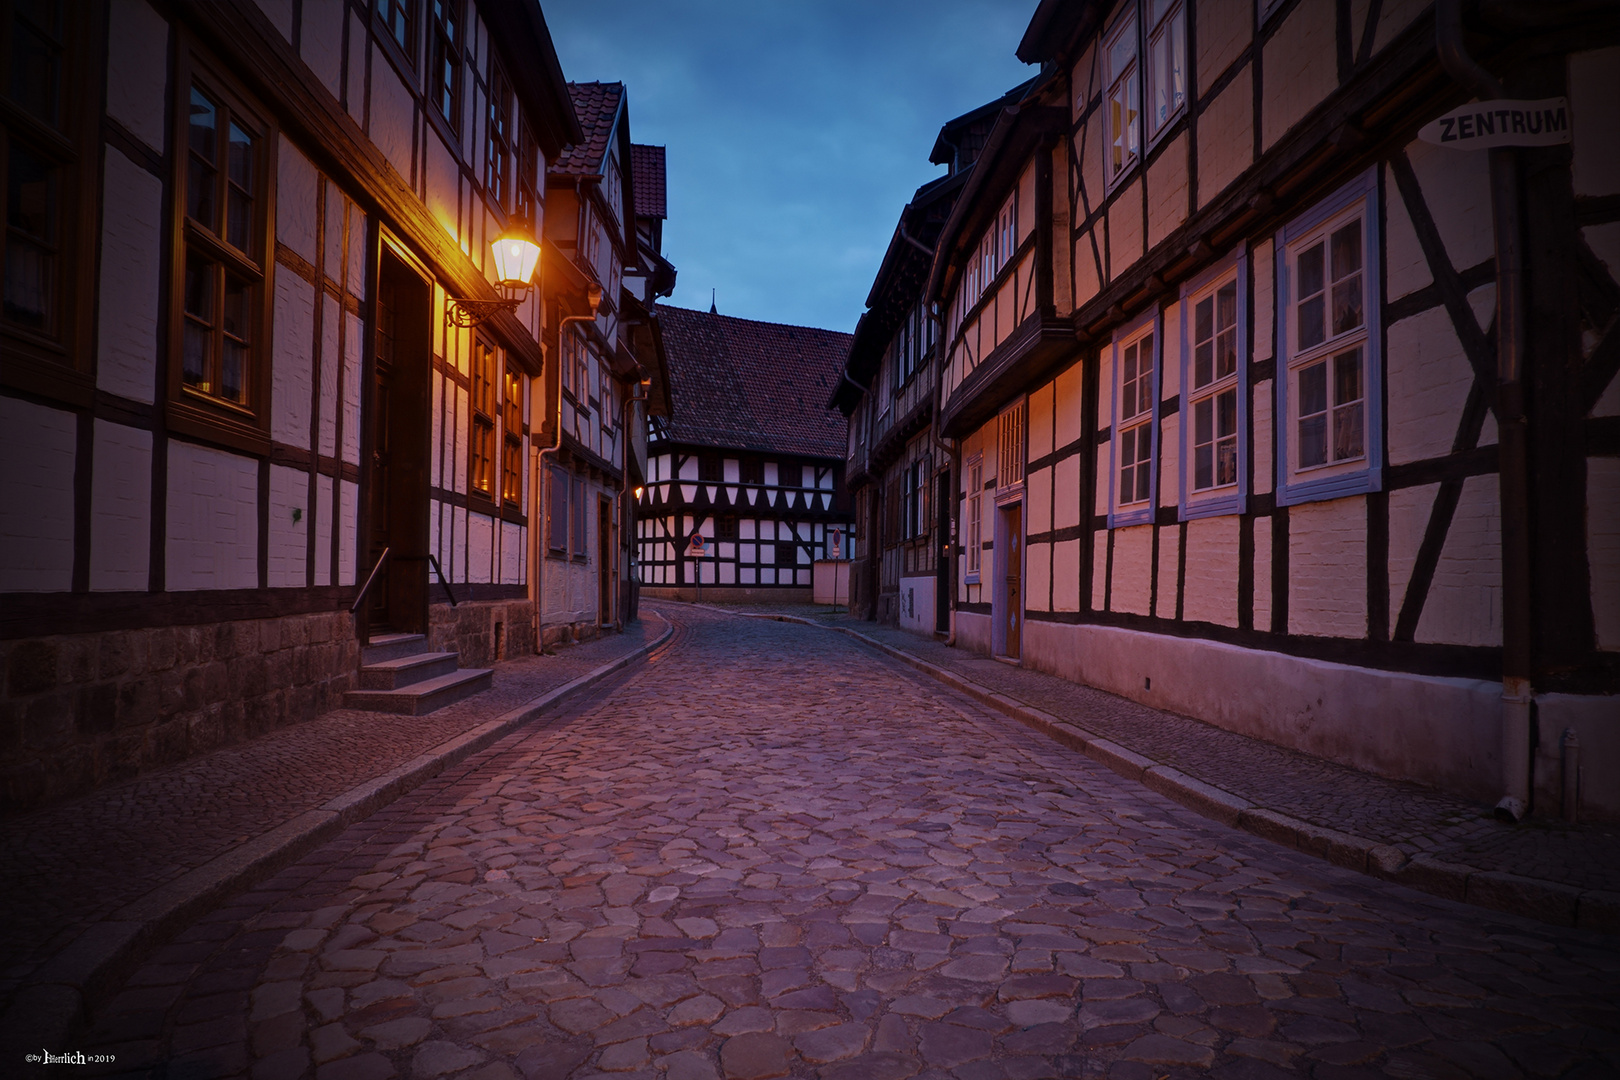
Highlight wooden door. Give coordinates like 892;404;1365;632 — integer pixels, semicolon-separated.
1003;503;1022;660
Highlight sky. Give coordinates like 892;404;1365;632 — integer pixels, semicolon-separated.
542;1;1037;334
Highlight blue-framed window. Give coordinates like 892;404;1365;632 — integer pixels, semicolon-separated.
1108;307;1161;527
1274;170;1383;506
1179;244;1248;520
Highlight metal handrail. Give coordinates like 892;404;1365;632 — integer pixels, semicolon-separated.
350;546;390;614
427;554;458;607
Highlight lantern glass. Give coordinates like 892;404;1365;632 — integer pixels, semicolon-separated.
492;235;542;288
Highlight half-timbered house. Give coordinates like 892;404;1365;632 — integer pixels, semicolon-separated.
0;0;589;810
639;306;854;601
929;0;1619;820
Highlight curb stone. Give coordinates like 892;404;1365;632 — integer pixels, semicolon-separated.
0;618;674;1053
711;605;1613;934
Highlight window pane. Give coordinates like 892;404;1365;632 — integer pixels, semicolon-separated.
9;5;62;127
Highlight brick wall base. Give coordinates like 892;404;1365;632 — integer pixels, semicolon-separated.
0;610;359;815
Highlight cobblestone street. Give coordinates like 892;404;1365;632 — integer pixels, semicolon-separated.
84;606;1620;1079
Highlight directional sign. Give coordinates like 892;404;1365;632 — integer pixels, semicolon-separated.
1418;98;1571;150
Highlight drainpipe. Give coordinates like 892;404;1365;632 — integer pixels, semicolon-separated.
536;285;603;653
1436;0;1533;822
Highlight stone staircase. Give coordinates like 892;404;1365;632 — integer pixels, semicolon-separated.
343;632;493;715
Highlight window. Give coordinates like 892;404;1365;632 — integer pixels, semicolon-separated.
470;338;496;497
1145;0;1186;141
428;0;461;129
571;476;587;556
966;456;983;579
485;58;511;208
501;366;523;504
548;465;568;552
997;399;1026;490
1276;171;1383;505
1179;248;1248;519
173;70;269;420
1109;310;1159;526
376;0;414;58
1103;10;1140;185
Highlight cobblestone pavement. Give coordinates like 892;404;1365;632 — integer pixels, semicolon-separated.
78;604;1619;1079
717;604;1620;895
0;618;661;1016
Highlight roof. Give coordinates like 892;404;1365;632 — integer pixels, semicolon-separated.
655;305;851;459
630;144;667;219
551;82;623;175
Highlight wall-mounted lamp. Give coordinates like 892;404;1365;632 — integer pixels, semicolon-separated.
447;229;544;328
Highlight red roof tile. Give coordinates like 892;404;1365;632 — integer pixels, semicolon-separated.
629;143;666;220
655;305;851;460
551;82;622;175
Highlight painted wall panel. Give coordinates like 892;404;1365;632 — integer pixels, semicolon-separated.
267;463;308;588
1108;179;1144;280
300;0;344;100
0;399;75;592
1183;515;1240;627
1111;524;1153;615
1571;48;1620;198
105;0;167;152
1197;0;1252;96
277;137;319;265
166;441;258;591
1415;474;1501;648
1262;0;1337;152
1146;133;1189;250
1288;496;1368;638
1196;66;1252;209
1590;458;1620;652
96;150;163;404
89;421;152;591
271;272;315;447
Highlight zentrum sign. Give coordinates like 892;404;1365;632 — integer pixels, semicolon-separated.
1418;98;1571;150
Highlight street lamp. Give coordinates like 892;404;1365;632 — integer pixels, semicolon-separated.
446;228;543;328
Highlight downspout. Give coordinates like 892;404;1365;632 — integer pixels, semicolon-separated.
1436;0;1533;822
536;288;603;652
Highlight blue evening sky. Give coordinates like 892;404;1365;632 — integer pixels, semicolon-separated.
542;1;1037;334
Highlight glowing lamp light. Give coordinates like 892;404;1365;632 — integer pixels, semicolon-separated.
492;234;542;289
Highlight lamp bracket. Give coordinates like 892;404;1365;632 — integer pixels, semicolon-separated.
446;297;523;328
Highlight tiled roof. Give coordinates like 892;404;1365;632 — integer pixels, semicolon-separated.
629;144;666;219
551;82;622;175
655;305;850;459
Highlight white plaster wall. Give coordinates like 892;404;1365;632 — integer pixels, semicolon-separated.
1415;474;1500;648
1570;47;1620;199
97;149;162;404
1407;137;1493;275
300;0;344;100
1197;67;1252;209
0;398;75;592
1288;496;1367;638
1183;515;1239;627
339;479;357;585
267;464;308;588
272;273;315;447
315;473;334;586
369;43;415;184
90;421;151;591
105;0;167;152
1021;619;1504;801
167;441;257;591
1590;458;1620;652
1111;524;1153;615
277;138;319;266
898;574;936;635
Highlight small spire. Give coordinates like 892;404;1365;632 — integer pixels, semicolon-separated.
710;288;717;315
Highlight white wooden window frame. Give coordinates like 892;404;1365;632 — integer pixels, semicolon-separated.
965;455;983;582
1274;169;1383;506
1178;243;1248;520
1144;0;1187;146
1108;306;1161;528
1102;8;1141;191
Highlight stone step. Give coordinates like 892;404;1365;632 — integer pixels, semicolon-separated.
357;651;461;690
343;667;494;715
361;633;428;665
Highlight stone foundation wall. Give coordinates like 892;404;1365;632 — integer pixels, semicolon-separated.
0;610;359;814
428;599;537;667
